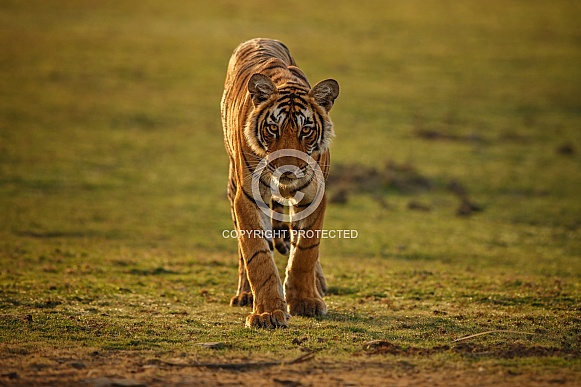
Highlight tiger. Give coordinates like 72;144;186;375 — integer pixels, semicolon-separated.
220;38;339;328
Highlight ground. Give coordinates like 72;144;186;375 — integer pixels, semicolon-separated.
1;0;580;386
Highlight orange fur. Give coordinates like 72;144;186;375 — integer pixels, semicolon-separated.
221;38;339;328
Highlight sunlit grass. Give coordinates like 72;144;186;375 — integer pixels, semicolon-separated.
0;0;580;381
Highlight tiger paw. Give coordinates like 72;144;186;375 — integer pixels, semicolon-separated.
230;292;253;307
288;297;327;317
245;309;289;329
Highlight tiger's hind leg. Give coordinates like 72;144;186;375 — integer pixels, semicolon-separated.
227;164;253;308
315;260;328;297
230;247;253;307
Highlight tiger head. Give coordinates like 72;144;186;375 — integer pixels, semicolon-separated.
244;73;339;190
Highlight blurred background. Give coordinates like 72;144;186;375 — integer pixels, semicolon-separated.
1;0;579;275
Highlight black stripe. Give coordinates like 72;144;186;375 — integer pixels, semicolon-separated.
254;108;270;148
294;111;307;122
279;87;308;96
293;170;316;192
242;151;257;174
241;188;258;205
246;249;270;265
228;177;237;192
263;62;286;72
289;68;309;84
314;114;324;148
292;104;308;113
314;117;323;146
291;241;320;250
276;99;293;108
242;153;270;189
258;273;275;290
277;96;308;110
241;188;272;213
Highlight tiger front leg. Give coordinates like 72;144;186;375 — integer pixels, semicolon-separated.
284;200;327;317
234;192;289;328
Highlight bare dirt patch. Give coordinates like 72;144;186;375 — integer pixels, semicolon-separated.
1;348;580;387
327;160;482;216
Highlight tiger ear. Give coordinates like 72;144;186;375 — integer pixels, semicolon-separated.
310;79;339;112
248;74;277;106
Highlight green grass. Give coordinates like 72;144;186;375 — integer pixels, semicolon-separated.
1;0;580;384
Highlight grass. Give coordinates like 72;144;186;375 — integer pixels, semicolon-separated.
1;0;580;385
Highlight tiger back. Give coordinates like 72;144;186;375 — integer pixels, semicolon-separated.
220;38;339;328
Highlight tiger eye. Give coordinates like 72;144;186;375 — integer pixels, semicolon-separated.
301;126;314;137
267;124;279;137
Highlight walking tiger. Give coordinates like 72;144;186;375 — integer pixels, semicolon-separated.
220;38;339;328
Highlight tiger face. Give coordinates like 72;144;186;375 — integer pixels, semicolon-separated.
244;73;339;194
